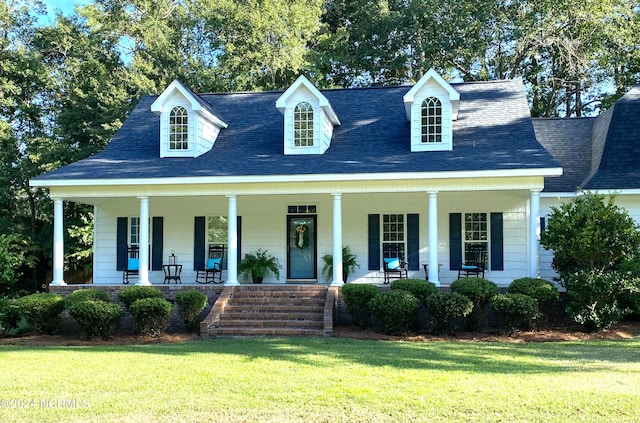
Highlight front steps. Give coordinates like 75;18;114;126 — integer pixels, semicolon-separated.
201;285;334;337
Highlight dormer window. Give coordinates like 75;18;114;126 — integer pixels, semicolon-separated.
151;80;227;158
294;102;314;147
169;106;189;150
421;97;442;143
276;75;340;155
404;69;460;152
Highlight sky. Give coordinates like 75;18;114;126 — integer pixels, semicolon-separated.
40;0;90;24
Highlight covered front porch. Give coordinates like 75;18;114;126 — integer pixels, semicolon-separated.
44;175;546;289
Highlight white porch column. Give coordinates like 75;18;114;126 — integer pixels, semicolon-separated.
136;196;151;285
529;189;541;278
51;198;66;286
331;193;343;286
427;191;440;286
225;195;240;286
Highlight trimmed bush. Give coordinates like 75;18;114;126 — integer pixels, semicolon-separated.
129;297;173;337
16;293;65;335
491;293;539;335
564;269;632;331
118;286;164;310
616;260;640;317
341;284;380;328
175;290;208;333
425;292;473;334
0;298;20;336
450;277;499;330
508;278;559;322
390;279;438;305
369;290;420;335
64;288;110;310
67;300;123;340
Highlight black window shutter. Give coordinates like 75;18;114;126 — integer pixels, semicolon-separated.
449;213;462;270
116;217;128;271
194;216;205;271
540;216;546;233
368;214;380;270
407;214;419;270
152;217;164;271
490;212;504;271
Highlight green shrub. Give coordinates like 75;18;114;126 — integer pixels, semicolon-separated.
425;292;473;334
508;278;559;321
450;277;499;330
540;192;640;283
118;286;164;310
16;293;65;335
64;288;110;310
129;297;173;337
368;290;419;335
390;279;438;305
0;298;20;336
564;269;632;331
616;260;640;316
491;293;539;335
175;290;208;333
341;284;380;328
67;300;123;340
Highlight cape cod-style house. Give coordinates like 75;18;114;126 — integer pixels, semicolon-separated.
30;70;640;289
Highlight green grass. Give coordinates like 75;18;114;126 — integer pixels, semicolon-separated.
1;337;639;422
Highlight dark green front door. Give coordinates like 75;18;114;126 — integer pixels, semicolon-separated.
287;215;316;280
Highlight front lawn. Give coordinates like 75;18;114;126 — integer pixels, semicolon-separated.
0;337;639;422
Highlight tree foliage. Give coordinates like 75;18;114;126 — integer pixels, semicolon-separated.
0;0;638;291
541;192;640;283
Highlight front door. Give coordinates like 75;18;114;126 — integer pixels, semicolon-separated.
287;215;317;280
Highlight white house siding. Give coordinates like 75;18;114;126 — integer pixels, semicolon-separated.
91;189;533;286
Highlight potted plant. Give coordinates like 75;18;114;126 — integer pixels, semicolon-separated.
321;246;359;283
238;249;280;284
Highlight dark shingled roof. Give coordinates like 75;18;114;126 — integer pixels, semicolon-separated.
534;85;640;192
583;86;640;190
533;117;594;192
33;79;560;182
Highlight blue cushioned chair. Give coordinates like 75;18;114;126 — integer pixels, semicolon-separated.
122;245;139;284
457;244;486;279
382;245;408;284
196;245;225;284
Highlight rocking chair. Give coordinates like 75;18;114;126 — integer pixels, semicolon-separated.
196;245;225;284
457;244;486;279
382;244;408;284
122;245;139;284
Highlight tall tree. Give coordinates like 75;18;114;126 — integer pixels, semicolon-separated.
193;0;324;91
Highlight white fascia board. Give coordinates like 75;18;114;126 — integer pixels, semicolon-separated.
541;189;640;199
197;108;228;129
151;80;228;128
540;191;579;199
151;80;196;113
31;167;563;188
403;69;460;120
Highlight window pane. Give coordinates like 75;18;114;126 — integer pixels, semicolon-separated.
169;106;189;150
421;97;442;144
207;216;228;243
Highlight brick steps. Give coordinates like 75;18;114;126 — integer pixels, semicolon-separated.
206;285;329;337
214;327;326;337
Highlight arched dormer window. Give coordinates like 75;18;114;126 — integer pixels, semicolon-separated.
421;97;442;143
294;102;314;147
169;106;189;150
